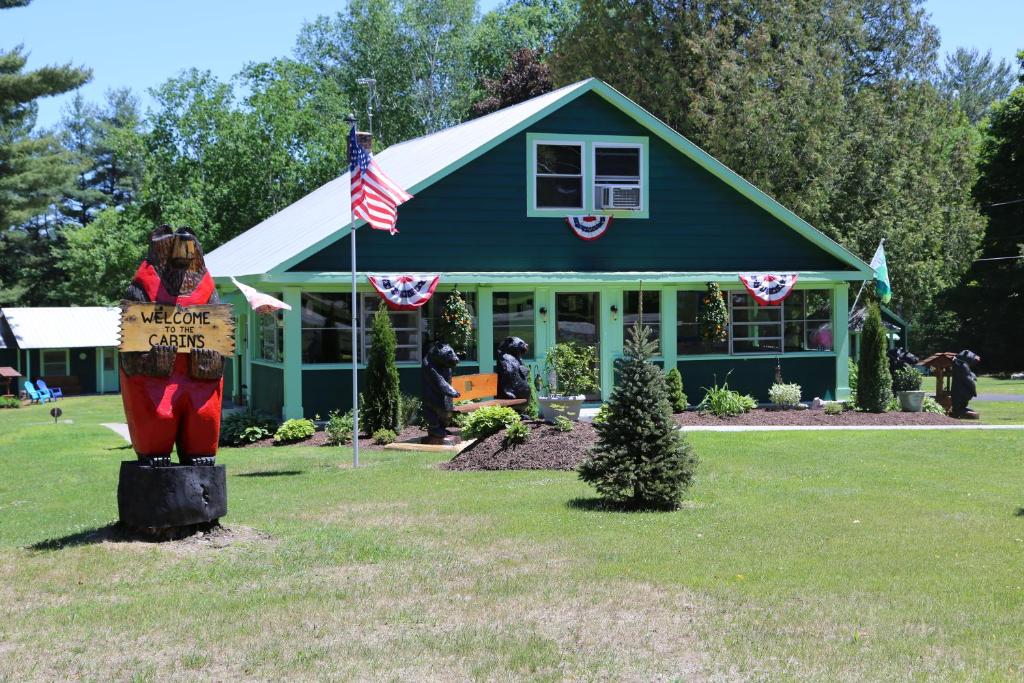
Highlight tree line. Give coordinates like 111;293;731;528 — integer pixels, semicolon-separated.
1;0;1020;367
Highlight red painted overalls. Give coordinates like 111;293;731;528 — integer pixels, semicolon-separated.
120;262;223;458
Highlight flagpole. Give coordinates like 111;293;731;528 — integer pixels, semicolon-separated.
351;216;360;468
850;237;884;315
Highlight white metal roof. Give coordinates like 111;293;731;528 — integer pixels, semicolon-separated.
0;307;121;349
205;79;593;278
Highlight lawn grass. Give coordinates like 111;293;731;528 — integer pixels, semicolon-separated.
976;375;1024;395
2;395;1024;680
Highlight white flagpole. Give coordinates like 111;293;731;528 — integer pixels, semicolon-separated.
351;216;360;468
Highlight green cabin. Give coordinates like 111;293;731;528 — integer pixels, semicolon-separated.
206;79;871;419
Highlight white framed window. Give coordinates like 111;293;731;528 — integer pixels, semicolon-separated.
729;292;783;354
593;143;642;211
41;349;68;376
361;294;421;363
533;141;584;210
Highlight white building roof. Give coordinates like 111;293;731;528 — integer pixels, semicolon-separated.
1;307;121;349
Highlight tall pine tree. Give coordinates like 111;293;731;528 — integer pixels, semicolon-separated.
857;303;892;412
363;305;402;433
579;322;698;510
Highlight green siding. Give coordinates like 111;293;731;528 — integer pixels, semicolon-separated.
677;356;837;403
292;92;850;274
251;364;284;417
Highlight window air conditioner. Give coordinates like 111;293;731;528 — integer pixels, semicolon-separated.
596;184;641;210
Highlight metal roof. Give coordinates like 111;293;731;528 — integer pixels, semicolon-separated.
0;307;121;349
206;80;592;278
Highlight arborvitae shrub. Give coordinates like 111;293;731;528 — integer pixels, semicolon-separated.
438;288;474;356
524;366;539;418
578;322;698;510
665;367;688;412
699;282;727;343
363;306;402;433
857;303;892;412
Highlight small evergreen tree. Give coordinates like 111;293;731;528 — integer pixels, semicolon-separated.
524;365;540;418
579;322;698;509
665;367;688;413
437;288;474;356
857;303;892;412
699;282;727;343
363;306;401;433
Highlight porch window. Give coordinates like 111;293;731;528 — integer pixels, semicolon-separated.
301;293;354;363
41;349;67;376
784;290;833;352
254;299;284;362
362;295;421;363
422;291;478;361
623;290;660;351
493;291;535;359
534;143;583;210
676;291;728;355
730;292;783;354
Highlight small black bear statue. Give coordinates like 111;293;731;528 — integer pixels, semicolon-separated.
421;342;461;444
951;349;981;419
496;336;532;402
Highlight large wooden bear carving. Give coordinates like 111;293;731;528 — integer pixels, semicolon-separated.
120;225;224;467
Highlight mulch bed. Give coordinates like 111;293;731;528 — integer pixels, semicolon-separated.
673;408;957;427
244;424;430;450
441;420;597;471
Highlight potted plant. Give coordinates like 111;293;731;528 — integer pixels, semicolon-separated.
893;365;924;412
537;342;599;422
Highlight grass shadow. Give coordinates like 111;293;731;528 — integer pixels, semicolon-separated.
1014;507;1024;517
105;444;133;451
567;497;678;513
28;523;135;550
235;470;303;478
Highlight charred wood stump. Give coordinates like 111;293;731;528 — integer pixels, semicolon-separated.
117;461;227;535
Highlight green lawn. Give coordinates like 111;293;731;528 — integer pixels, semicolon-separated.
976;375;1024;395
2;396;1024;680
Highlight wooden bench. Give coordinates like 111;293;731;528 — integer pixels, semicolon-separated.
451;373;527;413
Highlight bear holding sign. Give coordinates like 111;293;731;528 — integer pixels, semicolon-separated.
120;225;226;467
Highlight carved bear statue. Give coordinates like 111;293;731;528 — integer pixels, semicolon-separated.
951;349;981;419
496;336;532;401
120;225;225;466
421;342;461;444
887;347;920;377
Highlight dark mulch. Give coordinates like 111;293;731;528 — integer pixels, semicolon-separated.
673;407;957;426
243;424;433;449
441;420;597;471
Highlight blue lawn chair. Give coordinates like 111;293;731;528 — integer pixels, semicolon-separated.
23;381;47;404
36;379;62;400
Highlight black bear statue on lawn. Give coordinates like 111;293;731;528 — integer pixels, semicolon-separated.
887;347;920;376
951;349;981;419
496;336;532;402
421;341;461;444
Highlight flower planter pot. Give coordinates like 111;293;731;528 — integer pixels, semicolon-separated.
898;390;925;412
538;395;586;423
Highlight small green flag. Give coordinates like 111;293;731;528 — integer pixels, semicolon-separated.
869;240;891;304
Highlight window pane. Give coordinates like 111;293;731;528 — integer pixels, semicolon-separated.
784;321;804;352
806;322;834;351
595;146;640;179
624;290;660;351
732;307;782;323
536;176;583;209
42;350;65;376
676;290;727;355
301;293;354;363
536;144;581;175
362;294;423;363
303;328;351;363
733;339;783;354
784;290;805;320
255;295;284;363
733;323;784;339
493;292;535;358
806;290;831;320
422;291;478;361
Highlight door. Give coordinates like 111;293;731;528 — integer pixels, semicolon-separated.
554;292;601;401
101;348;119;393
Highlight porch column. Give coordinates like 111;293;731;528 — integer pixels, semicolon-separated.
282;286;304;419
96;349;104;395
600;288;623;402
477;286;494;373
833;283;851;400
661;287;678;371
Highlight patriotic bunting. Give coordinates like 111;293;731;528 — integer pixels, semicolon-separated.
738;273;799;306
367;274;440;311
566;215;613;241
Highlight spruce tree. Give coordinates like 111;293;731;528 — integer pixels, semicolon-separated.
437;288;474;356
857;303;892;412
363;305;401;433
579;322;698;510
665;367;688;413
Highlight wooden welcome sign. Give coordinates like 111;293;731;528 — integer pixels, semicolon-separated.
119;303;235;355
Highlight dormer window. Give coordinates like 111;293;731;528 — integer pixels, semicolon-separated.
535;143;583;210
594;144;641;210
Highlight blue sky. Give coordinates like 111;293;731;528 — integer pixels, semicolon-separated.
6;0;1021;130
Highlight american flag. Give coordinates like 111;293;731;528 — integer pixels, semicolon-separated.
348;126;412;234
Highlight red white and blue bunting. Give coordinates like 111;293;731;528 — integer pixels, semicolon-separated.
566;215;613;241
738;273;799;306
367;274;440;311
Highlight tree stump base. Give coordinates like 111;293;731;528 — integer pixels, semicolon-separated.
117;461;227;535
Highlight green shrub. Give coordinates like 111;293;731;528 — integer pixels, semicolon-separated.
892;365;923;392
665;367;688;412
220;412;278;446
592;403;609;425
461;405;521;440
274;418;316;444
523;366;539;418
543;342;599;397
768;382;802;408
848;357;859;402
699;282;728;343
502;421;530;448
579;322;698;510
857;303;892;412
325;410;354;445
399;394;421;427
437;288;475;356
922;396;946;415
698;374;757;417
363;306;401;433
552;415;573;432
0;396;21;409
824;402;844;415
372;428;397;445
